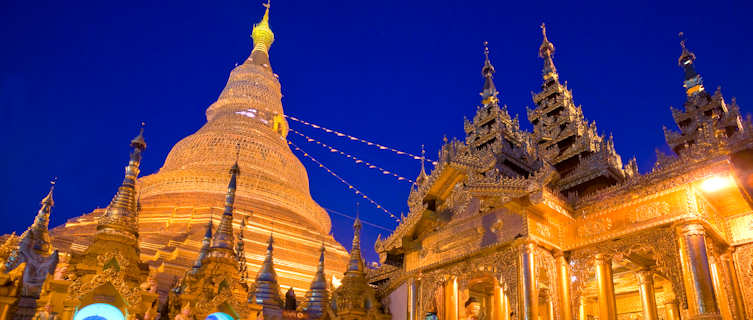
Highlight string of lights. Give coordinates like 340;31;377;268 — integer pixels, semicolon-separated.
322;207;393;232
287;140;400;223
289;128;415;184
284;114;437;165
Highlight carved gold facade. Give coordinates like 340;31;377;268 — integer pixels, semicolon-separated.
372;27;753;320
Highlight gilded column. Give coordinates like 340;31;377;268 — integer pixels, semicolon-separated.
720;249;746;320
636;270;659;320
518;242;538;320
709;255;734;320
676;223;720;319
594;253;616;320
555;253;573;320
444;276;459;320
409;278;419;320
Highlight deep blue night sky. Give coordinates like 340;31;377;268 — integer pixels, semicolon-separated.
1;0;752;265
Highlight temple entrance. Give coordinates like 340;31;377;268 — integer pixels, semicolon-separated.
73;303;125;320
205;312;235;320
467;280;494;320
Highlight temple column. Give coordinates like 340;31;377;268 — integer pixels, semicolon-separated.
409;278;419;320
518;242;538;320
676;223;721;319
661;281;681;320
720;249;746;320
577;296;587;320
60;304;77;320
444;276;459;320
709;255;734;320
636;270;659;320
555;253;573;320
492;283;505;320
594;253;616;320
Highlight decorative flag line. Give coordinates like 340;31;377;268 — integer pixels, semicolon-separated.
289;128;415;184
284;114;437;165
322;207;394;232
287;140;400;223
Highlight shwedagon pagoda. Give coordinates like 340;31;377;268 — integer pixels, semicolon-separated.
1;3;752;320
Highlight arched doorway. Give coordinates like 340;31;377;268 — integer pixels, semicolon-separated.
205;312;234;320
73;303;125;320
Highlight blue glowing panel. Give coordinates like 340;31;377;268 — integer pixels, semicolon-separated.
205;312;234;320
73;303;125;320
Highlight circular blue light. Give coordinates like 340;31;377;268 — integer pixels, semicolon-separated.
205;312;234;320
73;303;125;320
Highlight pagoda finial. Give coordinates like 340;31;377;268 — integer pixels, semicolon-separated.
678;32;704;96
480;41;499;105
250;0;275;65
97;125;147;236
539;22;558;77
416;145;428;184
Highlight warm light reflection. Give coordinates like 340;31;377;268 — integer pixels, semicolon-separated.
331;275;342;289
700;176;733;192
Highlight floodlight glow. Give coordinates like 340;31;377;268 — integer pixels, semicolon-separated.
73;303;124;320
700;176;733;192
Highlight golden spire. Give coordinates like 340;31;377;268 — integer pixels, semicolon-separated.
251;1;275;55
97;124;146;237
211;149;240;252
253;234;283;311
480;41;499;105
302;244;328;319
20;179;57;255
345;209;364;275
236;216;248;283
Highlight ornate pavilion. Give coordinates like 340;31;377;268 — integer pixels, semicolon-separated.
371;25;753;320
0;3;751;320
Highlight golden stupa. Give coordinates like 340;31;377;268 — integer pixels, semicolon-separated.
49;4;349;296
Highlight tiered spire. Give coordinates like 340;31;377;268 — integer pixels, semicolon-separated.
236;216;248;284
302;244;329;319
25;180;55;255
528;24;626;195
345;216;364;275
210;157;240;253
249;1;275;66
678;32;704;96
191;217;213;272
97;125;147;237
253;234;283;312
480;41;499;105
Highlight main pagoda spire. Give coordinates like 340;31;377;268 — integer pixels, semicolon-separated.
249;0;275;67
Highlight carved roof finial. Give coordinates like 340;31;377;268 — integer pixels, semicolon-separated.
480;41;499;104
